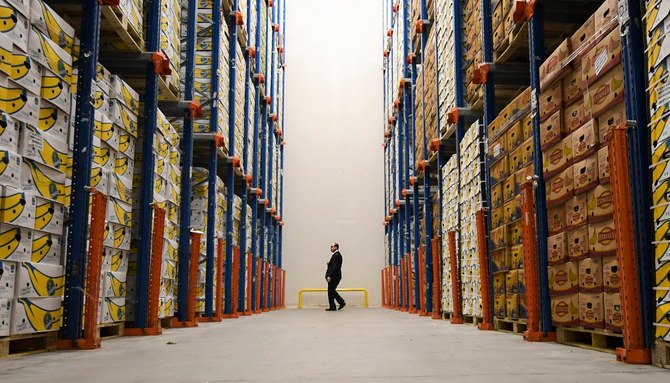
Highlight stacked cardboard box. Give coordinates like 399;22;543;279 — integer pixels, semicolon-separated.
459;122;484;317
463;0;482;107
645;0;670;342
440;156;458;313
538;0;623;330
487;88;533;321
160;0;182;96
492;0;519;58
435;0;458;131
414;28;437;168
391;6;404;104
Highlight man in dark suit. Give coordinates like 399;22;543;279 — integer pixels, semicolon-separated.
325;243;346;311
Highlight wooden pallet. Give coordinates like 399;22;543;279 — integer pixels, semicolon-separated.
100;6;144;53
653;340;670;369
0;332;57;359
495;23;529;64
442;311;453;321
463;314;483;326
159;317;174;329
494;317;527;335
158;76;181;103
556;326;623;354
97;322;125;340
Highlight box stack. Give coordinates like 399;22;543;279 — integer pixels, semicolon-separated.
487;88;533;321
463;0;483;107
414;28;437;168
435;0;458;133
440;156;459;313
459;122;484;317
646;0;670;342
260;1;268;74
492;0;519;58
391;5;404;105
537;0;622;330
160;0;182;97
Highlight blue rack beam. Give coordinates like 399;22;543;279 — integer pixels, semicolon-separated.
61;0;102;340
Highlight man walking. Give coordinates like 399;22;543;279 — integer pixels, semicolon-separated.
325;243;346;311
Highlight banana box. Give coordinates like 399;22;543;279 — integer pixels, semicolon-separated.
579;292;604;328
502;176;517;202
0;1;29;52
543;136;573;178
0;223;30;262
584;63;624;118
494;294;506;318
539;110;563;151
546;167;575;207
101;271;126;297
1;184;35;227
0;111;20;153
571;120;599;163
565;193;588;229
89;165;109;194
33;196;64;235
588;219;616;256
604;292;622;331
94;111;118;151
29;0;75;54
562;67;584;106
0;297;10;335
10;51;42;95
548;232;568;265
0;259;17;297
107;248;128;273
19;124;68;173
104;221;131;251
114;154;134;189
0;148;21;187
1;78;40;127
587;184;613;222
548;261;579;295
563;100;587;135
548;203;566;235
109;173;132;204
490;156;508;185
40;69;70;113
579;257;603;292
539;82;562;122
11;296;62;334
16;261;64;297
93;84;110;116
108;75;140;115
117;129;136;160
31;229;60;264
27;27;72;85
596;102;625;144
568;224;590;260
99;296;125;323
162;258;176;279
491;182;503;207
166;201;179;225
119;0;142;36
573;156;599;194
0;34;11;76
162;239;178;262
39;101;69;147
651;113;670;166
582;27;621;85
106;197;131;227
108;98;139;138
551;293;580;326
93;139;116;175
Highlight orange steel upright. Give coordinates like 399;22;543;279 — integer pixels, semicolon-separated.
223;248;240;318
282;269;286;308
419;247;429;316
270;264;277;311
394;265;400;309
409;254;416;313
199;238;225;322
381;269;386;307
255;258;262;313
400;257;407;311
244;253;253;315
607;127;651;364
448;230;463;324
58;191;107;350
171;231;201;328
431;238;441;319
476;209;494;330
263;261;270;312
519;183;555;341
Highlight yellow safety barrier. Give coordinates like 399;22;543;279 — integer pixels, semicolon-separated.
298;288;369;309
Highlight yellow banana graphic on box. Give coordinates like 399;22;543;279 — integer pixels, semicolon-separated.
655;241;670;264
0;6;19;33
38;106;64;135
22;262;64;296
113;226;127;248
117;106;138;137
34;199;56;232
31;232;55;263
38;2;74;53
112;176;131;202
111;251;125;272
108;273;126;296
104;298;125;322
121;85;139;114
35;31;71;83
0;190;28;223
94;89;105;110
10;53;32;83
111;199;131;226
25;160;68;204
93;145;113;168
0;39;11;75
94;115;114;143
118;133;132;155
114;156;130;177
0;149;9;175
17;298;63;332
40;74;65;102
37;136;68;173
195;55;212;66
90;166;104;190
0;226;21;259
0;86;28;115
657;260;670;287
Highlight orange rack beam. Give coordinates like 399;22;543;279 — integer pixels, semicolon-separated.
476;209;495;331
448;230;463;324
171;231;201;328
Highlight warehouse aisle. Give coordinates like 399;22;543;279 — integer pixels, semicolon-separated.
0;309;667;382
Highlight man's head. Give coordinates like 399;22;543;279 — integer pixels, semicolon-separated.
330;243;339;252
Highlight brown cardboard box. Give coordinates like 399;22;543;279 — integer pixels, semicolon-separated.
506;294;520;320
594;0;618;33
573;155;599;194
489;135;507;161
509;145;523;173
540;39;570;88
547;167;575;207
587;184;613;222
488;114;503;139
588;219;616;256
503;175;517;202
562;66;584;105
543;136;574;178
503;10;515;40
506;270;519;294
564;100;587;135
493;0;504;29
596;102;626;143
551;293;580;326
585;63;624;118
521;137;534;167
494;272;506;294
548;203;567;235
565;193;588;229
540;109;563;150
518;269;526;294
492;182;503;207
567;225;590;260
519;293;528;318
548;232;568;265
507;122;523;151
604;292;623;331
494;294;506;318
491;225;510;250
522;114;533;140
579;292;605;328
516;166;534;188
509;220;523;245
602;255;620;292
492;205;504;228
540;82;563;122
509;244;523;269
549;261;579;294
582;27;621;85
597;146;610;183
503;197;521;224
570;16;596;57
571;120;599;162
491;248;508;272
494;22;506;50
491;156;509;185
579;257;603;291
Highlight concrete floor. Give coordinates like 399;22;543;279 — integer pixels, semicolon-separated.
0;308;668;382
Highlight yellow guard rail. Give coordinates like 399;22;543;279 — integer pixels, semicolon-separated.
298;288;369;309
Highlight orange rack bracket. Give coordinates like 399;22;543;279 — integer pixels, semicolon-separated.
472;63;490;85
189;100;203;119
151;52;171;75
447;107;460;125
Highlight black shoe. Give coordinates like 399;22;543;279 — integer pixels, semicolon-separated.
338;302;346;310
325;308;336;311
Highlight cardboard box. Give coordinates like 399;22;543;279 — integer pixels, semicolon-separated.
494;294;506;318
491;249;508;272
604;292;622;331
539;82;562;122
0;259;17;297
10;51;42;95
571;120;599;162
109;173;132;204
563;100;587;135
16;261;64;297
108;99;139;138
540;39;570;88
0;2;29;52
94;112;119;152
20;159;68;205
508;145;523;173
492;205;504;228
494;272;506;294
570;16;595;56
522;114;533;140
506;270;519;294
548;261;579;294
587;184;613;222
579;256;604;293
0;148;21;188
551;293;580;326
509;244;523;269
40;69;70;113
107;248;128;274
114;154;134;189
543;136;573;178
594;0;617;33
0;185;36;228
102;271;127;297
585;63;624;117
562;67;584;105
31;230;61;264
491;182;503;207
107;197;132;227
567;225;590;260
1;79;41;127
597;145;609;183
490;156;509;185
573;156;599;194
503;195;521;224
27;27;72;84
33;196;64;235
29;0;76;54
540;109;563;150
548;203;566;235
520;138;534;167
588;219;616;256
579;292;605;328
506;121;523;151
19;124;68;174
506;294;519;320
0;112;21;153
108;75;140;115
39;101;70;145
509;220;523;245
518;269;526;294
0;223;31;262
602;255;620;292
503;175;517;202
546;166;575;207
582;27;621;85
89;166;109;195
0;297;11;336
548;232;568;265
596;102;626;143
0;34;10;76
11;297;62;334
100;296;125;323
565;193;588;229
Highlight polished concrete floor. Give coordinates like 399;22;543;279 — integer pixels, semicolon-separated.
0;307;668;382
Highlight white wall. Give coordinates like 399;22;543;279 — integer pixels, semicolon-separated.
283;0;384;307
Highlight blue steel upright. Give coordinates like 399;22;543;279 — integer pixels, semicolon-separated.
401;0;411;310
410;46;420;312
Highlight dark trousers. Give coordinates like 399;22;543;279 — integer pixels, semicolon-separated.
328;278;345;309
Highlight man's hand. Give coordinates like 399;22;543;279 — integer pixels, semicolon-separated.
326;277;331;283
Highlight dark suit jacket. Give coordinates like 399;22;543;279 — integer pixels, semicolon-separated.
325;251;343;280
